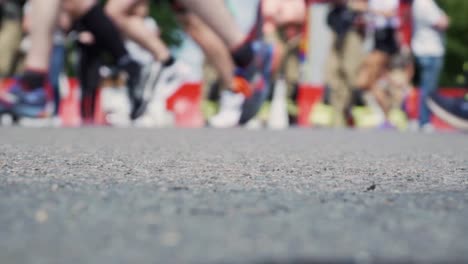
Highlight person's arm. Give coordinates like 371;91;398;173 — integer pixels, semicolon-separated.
58;10;72;32
433;5;449;31
349;0;368;13
22;3;31;33
433;15;449;31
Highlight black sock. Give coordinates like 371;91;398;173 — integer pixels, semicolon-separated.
20;70;47;90
231;42;254;67
78;4;128;61
162;56;175;67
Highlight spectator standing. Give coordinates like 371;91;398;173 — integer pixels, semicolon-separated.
324;0;367;127
412;0;449;131
354;0;400;128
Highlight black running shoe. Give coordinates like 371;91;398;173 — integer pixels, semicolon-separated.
132;61;165;120
427;93;468;130
117;56;150;120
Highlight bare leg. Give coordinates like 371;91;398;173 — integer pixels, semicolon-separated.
63;0;95;18
179;13;234;90
0;0;61;116
356;51;388;91
25;0;62;70
178;0;245;50
64;0;151;119
105;0;171;61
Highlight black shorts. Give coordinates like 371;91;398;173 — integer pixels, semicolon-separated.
374;27;399;55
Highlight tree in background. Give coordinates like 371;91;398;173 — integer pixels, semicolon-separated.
98;0;183;47
437;0;468;87
150;0;183;48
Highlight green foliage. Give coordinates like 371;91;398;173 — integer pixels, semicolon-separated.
436;0;468;87
149;1;184;48
98;0;183;47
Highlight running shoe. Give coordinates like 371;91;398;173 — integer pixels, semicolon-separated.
208;90;244;128
130;60;191;121
236;41;274;125
0;79;52;118
117;56;151;120
427;93;468;130
205;77;249;128
154;61;191;100
132;60;164;120
310;102;334;127
388;108;408;131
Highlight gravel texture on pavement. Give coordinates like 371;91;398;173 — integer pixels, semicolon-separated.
1;128;467;263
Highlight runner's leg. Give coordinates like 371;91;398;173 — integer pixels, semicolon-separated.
177;0;243;49
179;12;234;91
0;0;61;117
22;0;61;89
65;0;149;119
105;0;172;62
176;0;256;68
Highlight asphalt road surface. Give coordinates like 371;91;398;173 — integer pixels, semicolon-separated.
1;128;467;264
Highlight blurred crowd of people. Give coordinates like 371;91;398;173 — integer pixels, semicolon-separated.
0;0;465;131
311;0;452;132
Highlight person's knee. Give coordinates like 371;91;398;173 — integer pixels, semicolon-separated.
356;66;372;90
185;15;227;56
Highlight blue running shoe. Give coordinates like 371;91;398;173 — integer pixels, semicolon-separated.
428;93;468;131
235;41;274;125
0;79;52;118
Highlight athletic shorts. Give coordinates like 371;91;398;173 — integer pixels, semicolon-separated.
374;27;399;55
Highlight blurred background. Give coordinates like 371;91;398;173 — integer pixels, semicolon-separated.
154;0;468;87
0;0;467;131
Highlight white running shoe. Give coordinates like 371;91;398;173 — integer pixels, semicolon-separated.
133;96;175;128
132;61;192;127
129;60;163;120
154;61;192;100
101;85;132;127
209;90;245;128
